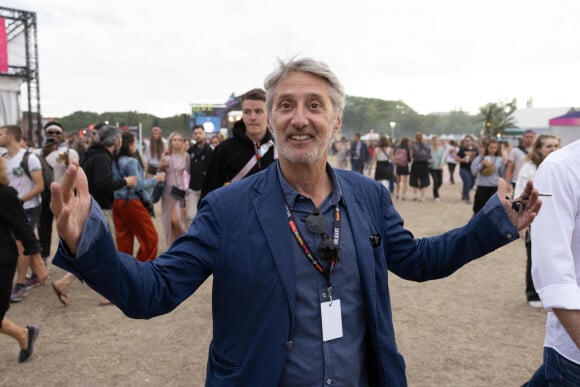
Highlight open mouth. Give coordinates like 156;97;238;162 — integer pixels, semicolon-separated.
289;134;312;141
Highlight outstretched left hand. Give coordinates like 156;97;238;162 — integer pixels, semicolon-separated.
497;178;542;231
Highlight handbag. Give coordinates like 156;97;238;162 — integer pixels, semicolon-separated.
134;190;155;217
480;156;496;177
169;154;187;201
170;185;186;200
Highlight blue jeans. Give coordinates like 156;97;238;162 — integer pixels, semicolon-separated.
523;347;580;386
459;168;474;200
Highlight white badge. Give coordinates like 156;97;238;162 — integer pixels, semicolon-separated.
320;299;343;342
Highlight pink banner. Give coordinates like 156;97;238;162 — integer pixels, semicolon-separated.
0;17;8;73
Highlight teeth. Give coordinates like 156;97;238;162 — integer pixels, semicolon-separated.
291;135;310;140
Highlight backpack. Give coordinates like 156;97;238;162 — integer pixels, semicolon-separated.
393;147;408;167
21;150;54;193
412;143;431;162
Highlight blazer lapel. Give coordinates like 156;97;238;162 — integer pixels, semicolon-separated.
252;167;297;321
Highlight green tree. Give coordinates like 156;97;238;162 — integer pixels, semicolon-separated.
58;111;190;138
476;99;517;138
342;96;416;139
59;111;101;132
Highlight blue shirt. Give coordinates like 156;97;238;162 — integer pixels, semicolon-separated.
278;164;368;387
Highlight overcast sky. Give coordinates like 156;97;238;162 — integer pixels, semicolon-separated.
4;0;579;118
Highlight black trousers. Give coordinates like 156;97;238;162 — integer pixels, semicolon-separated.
0;260;18;326
430;169;443;199
447;162;456;183
473;185;497;215
525;230;539;301
37;190;53;260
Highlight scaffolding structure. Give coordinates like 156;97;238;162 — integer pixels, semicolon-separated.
0;6;41;145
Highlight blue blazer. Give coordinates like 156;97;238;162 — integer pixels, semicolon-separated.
54;162;518;386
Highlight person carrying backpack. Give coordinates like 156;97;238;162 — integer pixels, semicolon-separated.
409;132;431;202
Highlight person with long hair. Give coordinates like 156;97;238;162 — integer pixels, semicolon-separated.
409;132;431;202
429;136;446;201
514;134;560;308
159;132;190;247
394;137;411;200
455;135;478;203
445;139;458;184
145;126;166;178
369;135;394;191
471;138;505;214
113;132;165;261
0;156;47;363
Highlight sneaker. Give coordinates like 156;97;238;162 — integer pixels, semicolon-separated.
434;198;440;202
25;274;40;290
528;300;543;309
10;284;27;303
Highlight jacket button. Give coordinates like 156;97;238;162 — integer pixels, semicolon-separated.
284;340;293;350
506;233;513;239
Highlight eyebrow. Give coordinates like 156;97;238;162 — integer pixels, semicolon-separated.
275;92;326;101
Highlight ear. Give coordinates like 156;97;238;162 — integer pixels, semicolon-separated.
268;117;274;133
332;115;342;134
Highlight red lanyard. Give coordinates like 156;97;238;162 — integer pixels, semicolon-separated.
285;203;341;295
254;141;262;169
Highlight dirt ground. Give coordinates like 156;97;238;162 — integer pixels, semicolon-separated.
1;166;547;386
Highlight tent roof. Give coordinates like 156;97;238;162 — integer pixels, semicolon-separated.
512;107;570;129
549;110;580;126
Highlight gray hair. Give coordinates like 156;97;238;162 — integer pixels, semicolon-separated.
264;57;345;119
98;125;121;147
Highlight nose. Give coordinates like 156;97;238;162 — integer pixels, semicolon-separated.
291;107;308;129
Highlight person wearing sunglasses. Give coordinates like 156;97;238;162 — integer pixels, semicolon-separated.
50;58;542;386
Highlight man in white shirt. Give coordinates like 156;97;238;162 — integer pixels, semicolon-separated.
524;139;580;385
0;125;44;303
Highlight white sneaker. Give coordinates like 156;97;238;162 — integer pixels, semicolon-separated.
528;300;543;309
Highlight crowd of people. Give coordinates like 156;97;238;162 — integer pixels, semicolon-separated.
1;57;578;385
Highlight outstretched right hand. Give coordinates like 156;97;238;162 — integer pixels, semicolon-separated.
50;160;92;256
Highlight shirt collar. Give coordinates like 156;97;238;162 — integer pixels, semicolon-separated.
277;162;343;210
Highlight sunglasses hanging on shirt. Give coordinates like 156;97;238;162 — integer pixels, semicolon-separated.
303;209;339;263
